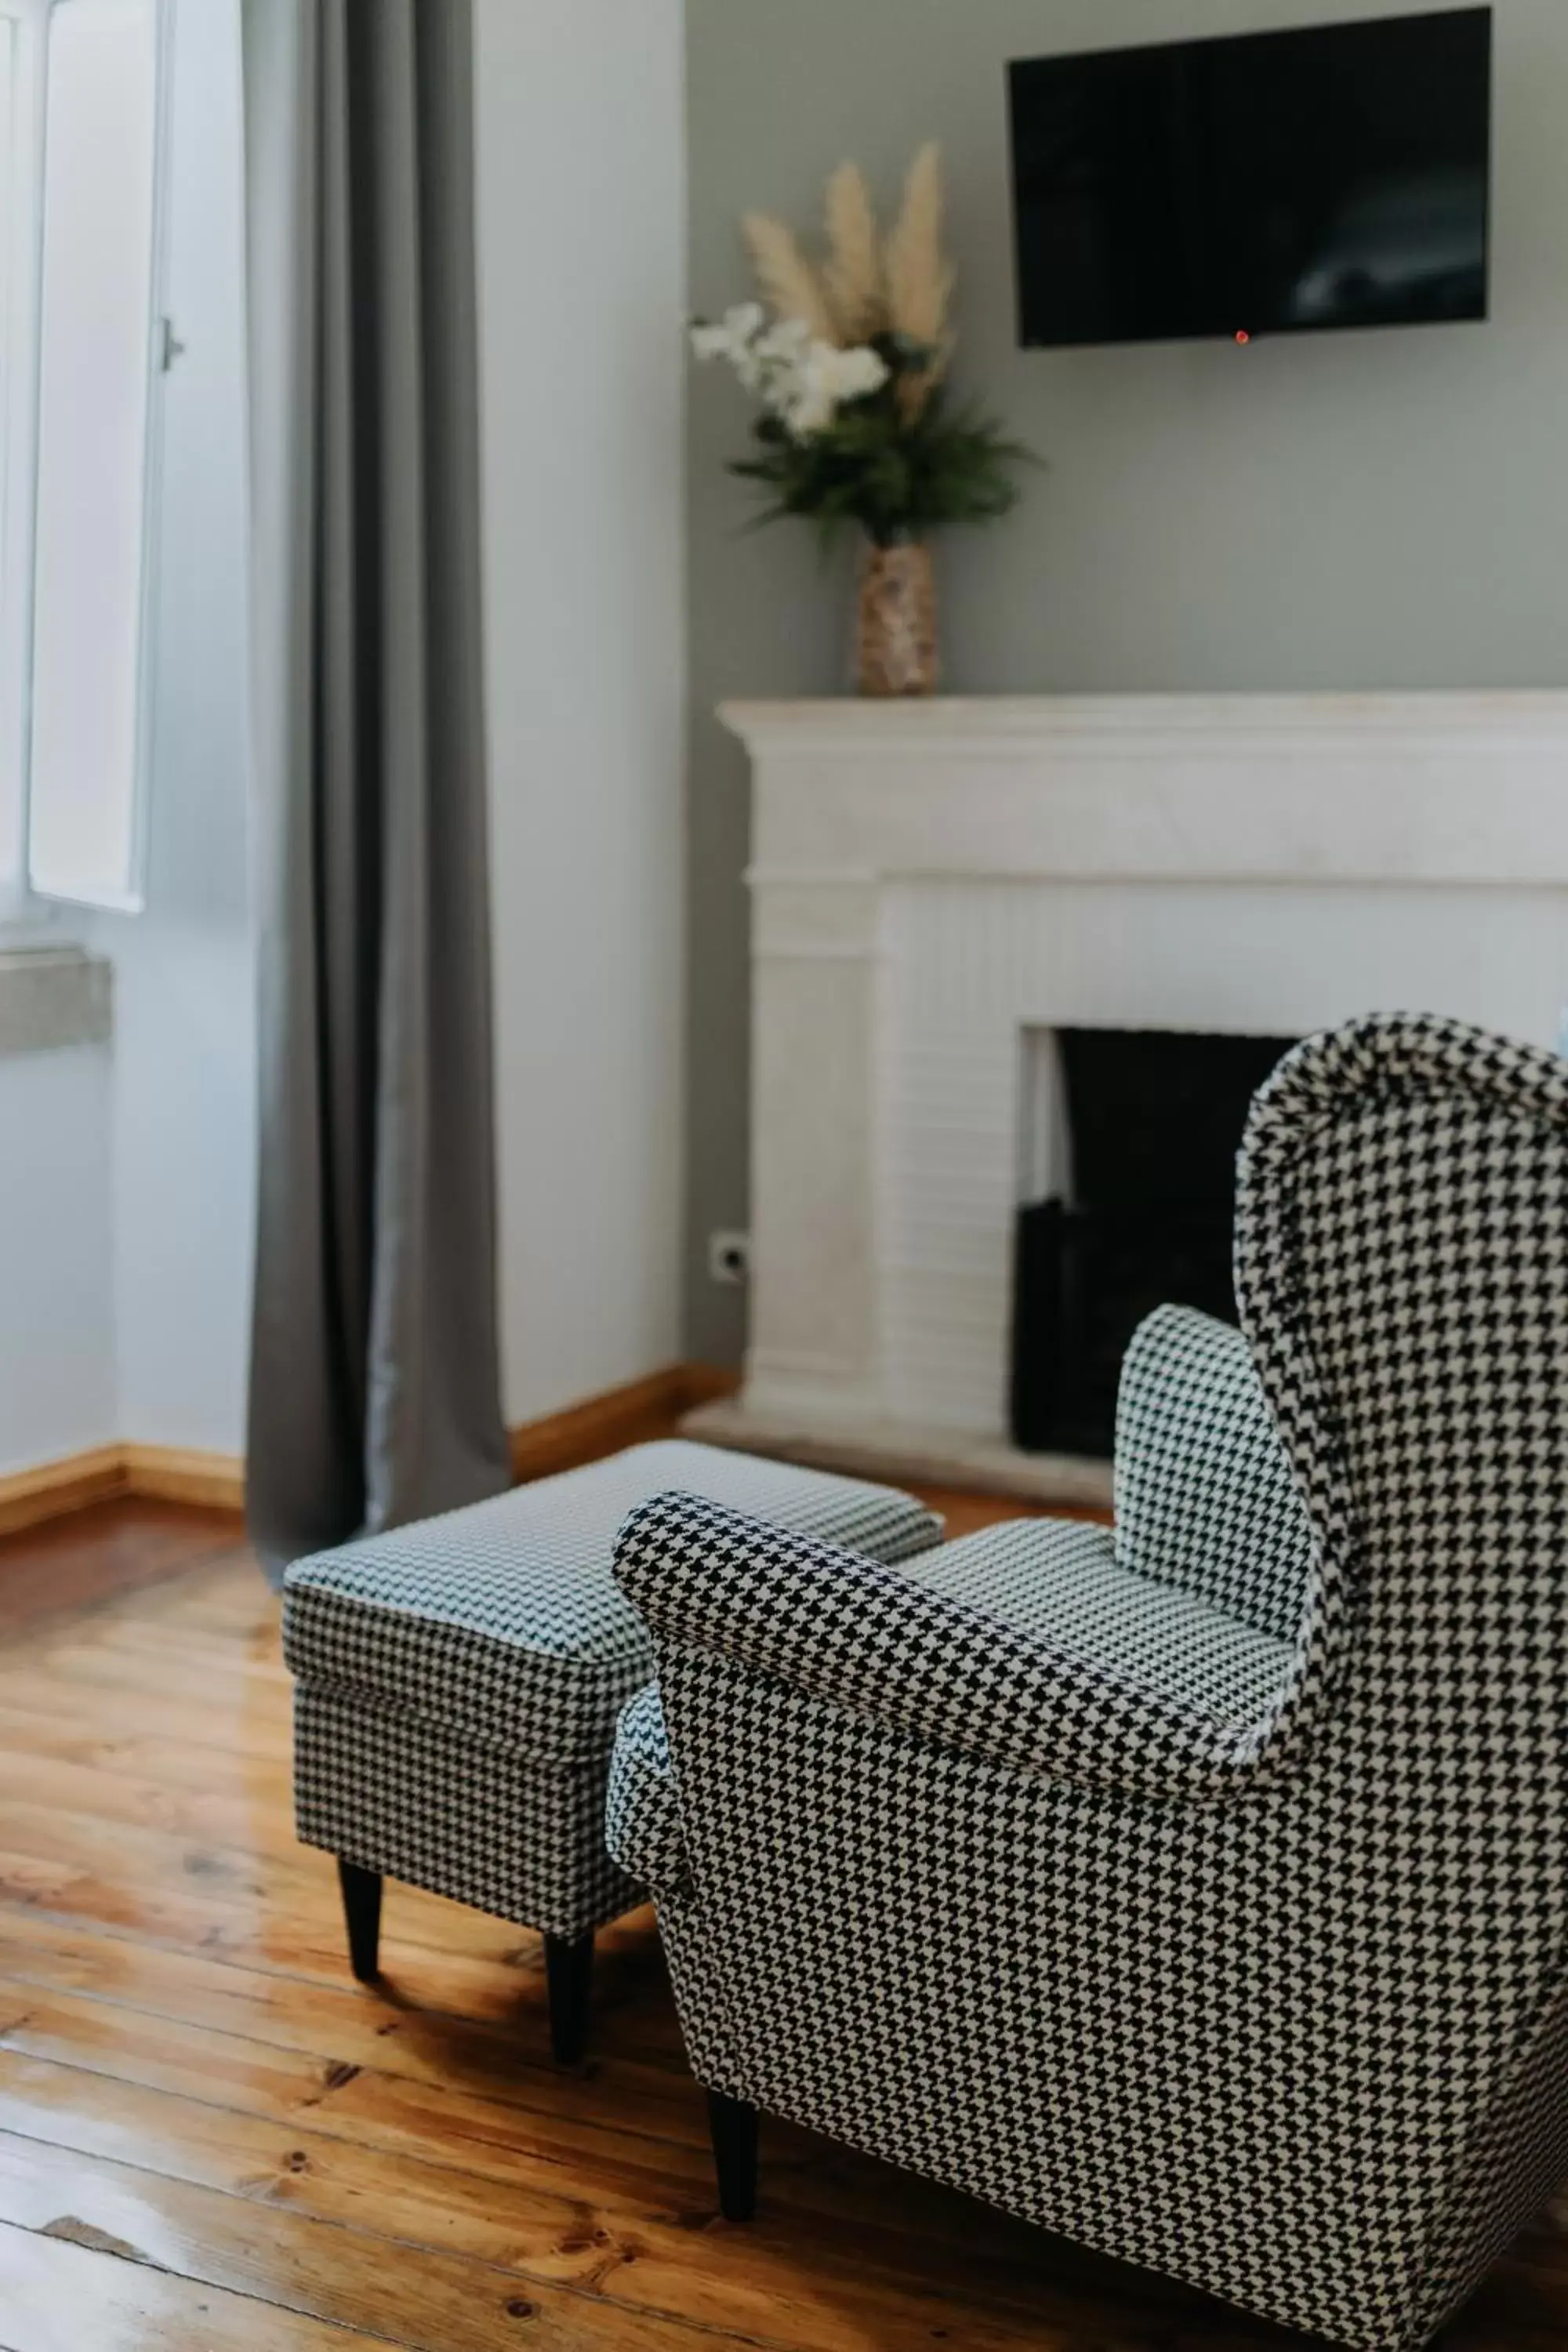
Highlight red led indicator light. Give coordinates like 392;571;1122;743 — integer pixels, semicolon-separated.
1235;329;1251;345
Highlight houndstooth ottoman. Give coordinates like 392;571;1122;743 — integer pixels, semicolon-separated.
281;1441;941;2059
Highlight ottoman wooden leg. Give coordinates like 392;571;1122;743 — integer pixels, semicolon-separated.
337;1859;383;1983
544;1930;594;2063
707;2090;758;2222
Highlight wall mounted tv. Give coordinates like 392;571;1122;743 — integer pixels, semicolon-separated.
1008;9;1492;349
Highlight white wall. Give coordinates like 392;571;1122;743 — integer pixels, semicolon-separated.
473;0;688;1422
0;1042;115;1475
92;0;255;1457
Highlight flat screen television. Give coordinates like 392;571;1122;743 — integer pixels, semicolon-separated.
1008;9;1493;349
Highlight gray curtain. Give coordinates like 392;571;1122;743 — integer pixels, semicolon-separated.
241;0;510;1581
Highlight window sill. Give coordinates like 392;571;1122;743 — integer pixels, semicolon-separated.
0;946;112;1058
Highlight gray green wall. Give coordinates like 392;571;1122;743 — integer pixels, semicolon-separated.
684;0;1568;1363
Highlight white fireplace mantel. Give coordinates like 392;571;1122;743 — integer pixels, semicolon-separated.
732;691;1568;887
689;692;1568;1502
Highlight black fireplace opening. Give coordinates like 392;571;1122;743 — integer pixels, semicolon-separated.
1010;1026;1298;1459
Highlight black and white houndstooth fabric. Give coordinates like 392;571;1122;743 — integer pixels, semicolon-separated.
608;1015;1568;2352
913;1511;1298;1722
606;1682;688;1903
1113;1303;1316;1642
283;1442;942;1941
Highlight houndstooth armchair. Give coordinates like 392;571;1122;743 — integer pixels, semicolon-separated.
607;1013;1568;2352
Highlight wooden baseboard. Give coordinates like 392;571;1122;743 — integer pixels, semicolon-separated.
0;1446;129;1541
122;1444;247;1512
508;1363;741;1484
2;1364;746;1544
0;1441;248;1541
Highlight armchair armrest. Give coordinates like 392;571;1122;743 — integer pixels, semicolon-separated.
1115;1305;1316;1645
614;1492;1288;1799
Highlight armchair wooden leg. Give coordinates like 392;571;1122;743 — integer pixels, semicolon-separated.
707;2089;758;2222
337;1859;383;1983
544;1931;594;2064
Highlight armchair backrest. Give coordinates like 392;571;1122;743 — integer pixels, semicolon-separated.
1235;1013;1568;1788
1113;1303;1316;1643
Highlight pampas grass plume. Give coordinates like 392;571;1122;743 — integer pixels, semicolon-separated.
822;162;884;343
743;212;839;343
886;140;955;351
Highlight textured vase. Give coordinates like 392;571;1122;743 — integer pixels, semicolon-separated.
855;539;938;698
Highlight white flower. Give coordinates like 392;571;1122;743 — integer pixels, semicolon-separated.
826;344;890;401
775;339;889;437
784;384;837;435
756;317;813;364
689;302;768;366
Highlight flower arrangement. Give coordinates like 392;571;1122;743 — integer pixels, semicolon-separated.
692;144;1035;693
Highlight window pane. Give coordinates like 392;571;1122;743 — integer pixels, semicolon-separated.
27;0;159;908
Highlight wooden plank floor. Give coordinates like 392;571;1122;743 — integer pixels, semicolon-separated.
0;1499;1563;2350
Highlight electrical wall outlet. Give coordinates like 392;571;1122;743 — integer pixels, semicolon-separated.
708;1229;752;1287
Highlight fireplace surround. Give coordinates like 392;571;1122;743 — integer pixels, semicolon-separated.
685;692;1568;1502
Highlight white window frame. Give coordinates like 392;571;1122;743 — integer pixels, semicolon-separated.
0;0;174;927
